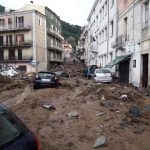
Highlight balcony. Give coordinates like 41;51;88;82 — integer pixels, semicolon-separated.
49;57;63;63
47;28;64;41
0;41;32;48
115;35;126;51
0;56;32;63
0;24;32;32
90;42;98;53
142;21;149;30
47;44;64;52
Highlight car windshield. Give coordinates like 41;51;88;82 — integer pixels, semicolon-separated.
0;113;22;147
38;72;55;79
96;69;111;73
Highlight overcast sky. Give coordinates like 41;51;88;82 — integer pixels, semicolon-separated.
0;0;95;26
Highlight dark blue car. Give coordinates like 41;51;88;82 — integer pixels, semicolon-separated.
0;104;40;150
83;65;98;79
33;71;58;89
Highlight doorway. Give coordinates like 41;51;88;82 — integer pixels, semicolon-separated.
119;59;130;84
142;54;148;87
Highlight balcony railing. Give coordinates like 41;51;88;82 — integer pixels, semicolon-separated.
115;35;126;50
142;21;149;30
0;56;32;62
47;28;64;41
0;24;32;32
90;42;98;53
49;57;63;62
0;40;32;48
47;44;64;52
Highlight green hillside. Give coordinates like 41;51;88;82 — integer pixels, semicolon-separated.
0;5;5;13
61;20;82;50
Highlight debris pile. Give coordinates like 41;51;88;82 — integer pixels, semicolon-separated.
0;75;26;92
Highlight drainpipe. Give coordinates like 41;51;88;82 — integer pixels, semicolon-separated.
116;0;118;58
115;0;119;77
107;0;110;58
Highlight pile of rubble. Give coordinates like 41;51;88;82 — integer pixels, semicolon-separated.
0;74;27;92
63;62;85;78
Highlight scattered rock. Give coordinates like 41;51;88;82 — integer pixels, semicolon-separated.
134;127;145;134
93;136;107;148
129;105;141;117
67;111;79;118
120;95;128;101
143;104;150;112
101;95;105;100
107;101;115;107
41;104;56;111
96;112;106;116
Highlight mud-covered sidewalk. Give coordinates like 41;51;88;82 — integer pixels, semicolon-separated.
0;63;150;150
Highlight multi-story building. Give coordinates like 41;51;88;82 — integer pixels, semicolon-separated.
78;26;89;65
87;0;117;67
62;41;73;61
115;0;150;87
20;4;64;69
0;3;64;72
0;9;46;72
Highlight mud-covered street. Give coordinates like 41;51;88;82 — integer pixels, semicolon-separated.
0;63;150;150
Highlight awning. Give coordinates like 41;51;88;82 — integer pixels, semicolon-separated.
105;55;130;68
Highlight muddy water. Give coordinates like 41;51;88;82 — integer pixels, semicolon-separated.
2;78;150;150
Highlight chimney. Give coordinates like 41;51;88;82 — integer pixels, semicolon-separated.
30;1;33;4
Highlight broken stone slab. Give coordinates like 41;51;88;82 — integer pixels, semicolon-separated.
120;94;128;100
143;104;150;111
101;95;105;101
67;111;79;118
129;105;141;117
93;136;107;148
96;112;106;116
41;104;56;111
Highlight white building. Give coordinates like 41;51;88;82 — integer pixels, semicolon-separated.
78;26;89;65
87;0;117;67
115;0;150;87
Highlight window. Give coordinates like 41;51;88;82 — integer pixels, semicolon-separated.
16;34;24;45
0;36;3;45
9;49;15;60
8;18;12;28
16;16;24;28
99;10;102;22
110;53;113;61
0;19;5;27
111;0;114;8
110;20;114;37
6;35;13;45
145;1;149;28
105;1;107;15
105;27;107;41
124;17;128;41
0;50;4;60
18;49;22;60
99;32;101;44
38;18;42;26
96;15;98;26
102;30;104;42
18;66;27;72
102;6;104;19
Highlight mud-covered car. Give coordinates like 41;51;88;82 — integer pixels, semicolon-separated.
0;104;40;150
33;71;58;89
93;68;112;83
